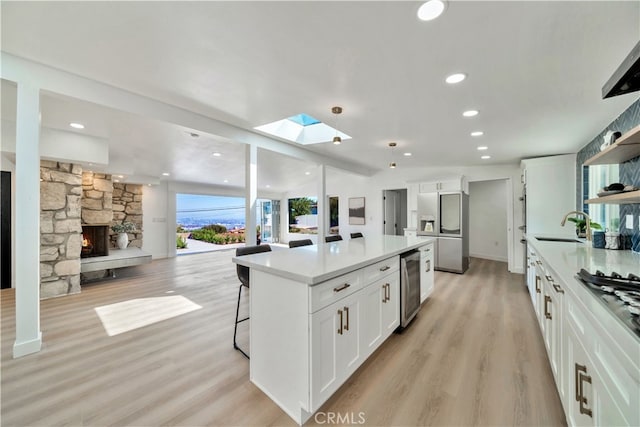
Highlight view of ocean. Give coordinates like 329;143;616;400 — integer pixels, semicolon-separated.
177;214;245;231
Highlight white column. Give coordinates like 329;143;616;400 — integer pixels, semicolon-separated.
316;164;326;244
245;144;258;246
13;83;42;358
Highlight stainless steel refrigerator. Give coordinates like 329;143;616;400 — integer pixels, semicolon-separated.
416;191;469;273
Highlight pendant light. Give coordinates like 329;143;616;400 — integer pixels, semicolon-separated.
389;142;397;168
331;106;342;145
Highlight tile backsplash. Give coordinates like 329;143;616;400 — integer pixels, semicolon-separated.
576;97;640;250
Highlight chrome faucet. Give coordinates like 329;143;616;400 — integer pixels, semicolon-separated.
560;211;592;241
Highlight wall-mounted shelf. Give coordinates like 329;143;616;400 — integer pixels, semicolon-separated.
583;124;640;166
585;190;640;204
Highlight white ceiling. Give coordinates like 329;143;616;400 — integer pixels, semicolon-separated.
1;1;639;188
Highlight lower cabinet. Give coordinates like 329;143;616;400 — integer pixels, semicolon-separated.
311;291;361;408
419;243;434;303
528;247;639;427
310;256;400;413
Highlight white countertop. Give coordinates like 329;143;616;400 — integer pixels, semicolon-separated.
526;235;639;285
233;235;435;285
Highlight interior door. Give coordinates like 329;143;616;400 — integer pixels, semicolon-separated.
383;190;397;235
1;171;11;289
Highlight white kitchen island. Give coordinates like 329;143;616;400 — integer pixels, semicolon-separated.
232;235;434;424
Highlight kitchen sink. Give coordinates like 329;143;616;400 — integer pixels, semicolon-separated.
535;237;584;243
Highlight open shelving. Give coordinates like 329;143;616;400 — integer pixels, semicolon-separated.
583;124;640;205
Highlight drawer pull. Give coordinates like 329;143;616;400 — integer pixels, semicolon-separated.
425;260;431;272
536;260;542;265
379;266;391;272
575;363;593;417
337;310;343;335
385;283;391;302
333;283;351;293
344;306;349;331
544;295;552;320
552;283;565;294
545;274;554;283
535;276;541;293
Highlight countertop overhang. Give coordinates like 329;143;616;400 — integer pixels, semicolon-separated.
233;235;435;285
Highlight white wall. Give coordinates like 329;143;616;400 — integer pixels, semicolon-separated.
469;180;508;262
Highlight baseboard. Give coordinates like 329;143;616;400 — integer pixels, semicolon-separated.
13;332;42;358
470;253;508;263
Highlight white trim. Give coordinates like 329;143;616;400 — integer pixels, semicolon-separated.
13;333;42;358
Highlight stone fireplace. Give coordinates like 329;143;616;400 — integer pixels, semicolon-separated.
81;224;110;258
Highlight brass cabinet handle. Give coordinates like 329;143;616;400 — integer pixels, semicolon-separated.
575;363;593;417
553;283;565;294
385;283;390;302
379;266;391;272
382;283;387;303
333;283;351;293
337;309;343;335
426;259;431;272
536;260;542;265
344;306;349;331
545;274;554;283
544;295;552;320
535;276;541;293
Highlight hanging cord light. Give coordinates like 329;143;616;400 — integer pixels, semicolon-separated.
389;142;397;168
331;106;343;145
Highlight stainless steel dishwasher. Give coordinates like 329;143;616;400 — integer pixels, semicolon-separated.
399;250;421;328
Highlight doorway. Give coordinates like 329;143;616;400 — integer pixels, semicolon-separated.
1;171;11;288
468;179;508;262
383;189;407;236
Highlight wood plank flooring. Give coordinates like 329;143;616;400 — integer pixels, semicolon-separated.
1;253;566;426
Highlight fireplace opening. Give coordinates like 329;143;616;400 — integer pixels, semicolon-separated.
81;225;110;258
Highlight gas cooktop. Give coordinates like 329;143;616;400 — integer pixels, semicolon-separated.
576;269;640;339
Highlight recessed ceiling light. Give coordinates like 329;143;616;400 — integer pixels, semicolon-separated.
305;171;311;175
69;122;84;129
471;131;484;137
463;110;479;117
223;179;229;183
481;155;491;159
212;152;222;157
477;146;488;151
403;152;412;157
445;73;466;84
147;184;152;187
266;184;271;188
417;0;447;21
162;172;170;176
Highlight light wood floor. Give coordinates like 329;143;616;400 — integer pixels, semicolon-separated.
1;253;566;426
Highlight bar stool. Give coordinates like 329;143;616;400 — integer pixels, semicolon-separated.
233;244;272;359
350;232;363;238
325;235;343;242
289;239;313;248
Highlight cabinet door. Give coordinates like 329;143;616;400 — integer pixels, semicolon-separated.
439;179;461;192
382;274;400;336
566;322;597;427
310;301;341;408
420;245;434;303
339;294;361;379
360;281;383;358
419;182;439;193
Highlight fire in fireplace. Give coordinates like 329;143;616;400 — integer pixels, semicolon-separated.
81;225;110;258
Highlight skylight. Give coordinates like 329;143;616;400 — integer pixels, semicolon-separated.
255;113;351;145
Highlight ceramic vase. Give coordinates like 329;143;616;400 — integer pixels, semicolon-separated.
117;232;129;249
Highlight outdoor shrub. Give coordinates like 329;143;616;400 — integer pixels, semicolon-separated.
176;235;188;249
203;224;227;234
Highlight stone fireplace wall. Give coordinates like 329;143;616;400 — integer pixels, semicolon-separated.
112;183;143;248
40;161;83;298
81;172;113;225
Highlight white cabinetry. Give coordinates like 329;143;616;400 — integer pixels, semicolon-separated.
521;154;576;236
311;291;361;407
360;267;399;359
418;176;468;194
419;242;434;303
526;242;640;427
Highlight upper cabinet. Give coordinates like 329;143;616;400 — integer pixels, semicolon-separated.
583;125;640;205
418;176;468;194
